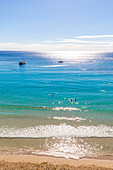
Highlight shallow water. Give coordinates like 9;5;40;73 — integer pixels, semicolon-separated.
0;51;113;159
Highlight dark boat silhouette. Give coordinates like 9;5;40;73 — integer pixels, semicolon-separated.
19;61;26;65
58;60;63;63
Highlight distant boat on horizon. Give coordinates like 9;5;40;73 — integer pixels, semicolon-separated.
19;61;26;65
58;60;63;63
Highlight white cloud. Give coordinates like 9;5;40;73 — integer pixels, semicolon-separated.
76;35;113;39
58;39;112;44
1;34;113;52
0;42;113;52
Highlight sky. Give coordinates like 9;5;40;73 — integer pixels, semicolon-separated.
0;0;113;51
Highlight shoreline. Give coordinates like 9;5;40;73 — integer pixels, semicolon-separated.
0;150;113;161
0;155;113;169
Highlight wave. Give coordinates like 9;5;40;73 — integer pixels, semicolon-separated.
52;117;86;122
52;107;80;111
0;105;80;112
0;105;45;110
32;151;80;160
0;124;113;138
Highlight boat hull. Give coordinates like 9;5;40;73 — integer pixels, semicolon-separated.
19;61;26;65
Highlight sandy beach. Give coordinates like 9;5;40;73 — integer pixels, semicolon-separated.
0;155;113;170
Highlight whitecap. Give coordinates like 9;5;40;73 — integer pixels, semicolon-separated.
52;117;86;122
52;107;80;111
0;124;113;138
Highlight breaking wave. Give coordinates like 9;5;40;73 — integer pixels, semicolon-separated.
52;117;86;122
52;107;80;111
0;124;113;138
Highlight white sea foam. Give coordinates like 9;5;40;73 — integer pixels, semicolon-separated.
0;124;113;138
32;137;102;159
52;117;86;122
32;151;80;159
52;107;80;111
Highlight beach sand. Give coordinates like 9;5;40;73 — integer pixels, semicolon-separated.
0;155;113;169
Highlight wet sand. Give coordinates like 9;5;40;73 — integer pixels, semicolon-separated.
0;155;113;169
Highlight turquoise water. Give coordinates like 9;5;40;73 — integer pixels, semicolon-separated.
0;51;113;159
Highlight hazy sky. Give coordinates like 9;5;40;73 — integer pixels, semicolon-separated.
0;0;113;51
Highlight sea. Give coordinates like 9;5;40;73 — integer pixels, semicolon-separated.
0;51;113;159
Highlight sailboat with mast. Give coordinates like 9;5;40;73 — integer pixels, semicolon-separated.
58;56;63;63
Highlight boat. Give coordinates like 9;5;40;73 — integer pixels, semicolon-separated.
58;60;63;63
19;61;26;65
